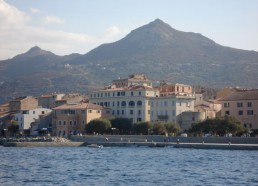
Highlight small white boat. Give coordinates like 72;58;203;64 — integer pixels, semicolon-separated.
87;144;103;148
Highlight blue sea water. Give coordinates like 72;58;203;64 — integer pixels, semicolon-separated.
0;146;257;186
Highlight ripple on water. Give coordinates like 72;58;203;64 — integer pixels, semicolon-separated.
0;147;257;185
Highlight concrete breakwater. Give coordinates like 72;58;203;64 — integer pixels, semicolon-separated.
3;141;84;147
71;135;258;144
2;135;258;150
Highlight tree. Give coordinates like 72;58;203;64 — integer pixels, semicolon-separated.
110;118;132;134
133;122;153;135
152;122;167;135
7;122;19;136
189;116;245;136
85;119;111;134
164;122;181;136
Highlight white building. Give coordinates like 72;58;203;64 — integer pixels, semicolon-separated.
90;85;159;123
89;74;197;127
14;108;52;133
150;94;195;125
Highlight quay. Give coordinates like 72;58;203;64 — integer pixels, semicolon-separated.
1;135;258;150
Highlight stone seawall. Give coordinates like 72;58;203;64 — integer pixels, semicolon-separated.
71;135;258;144
3;142;84;147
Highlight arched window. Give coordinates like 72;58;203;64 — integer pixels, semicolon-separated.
137;100;142;107
129;101;135;107
121;101;126;107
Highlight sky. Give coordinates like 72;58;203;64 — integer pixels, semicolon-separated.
0;0;258;60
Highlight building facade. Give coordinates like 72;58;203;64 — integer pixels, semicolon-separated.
10;96;38;112
89;74;196;128
14;108;52;133
52;103;111;137
220;89;258;130
90;85;159;123
149;94;195;128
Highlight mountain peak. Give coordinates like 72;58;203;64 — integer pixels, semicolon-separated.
28;46;42;53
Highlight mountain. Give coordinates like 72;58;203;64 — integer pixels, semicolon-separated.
0;19;258;103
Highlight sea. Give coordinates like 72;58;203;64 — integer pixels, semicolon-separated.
0;146;257;186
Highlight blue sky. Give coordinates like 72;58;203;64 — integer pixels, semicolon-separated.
1;0;258;59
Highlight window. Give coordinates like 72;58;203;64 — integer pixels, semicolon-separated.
131;92;134;96
130;110;133;115
117;101;120;107
121;101;126;107
148;110;150;115
138;110;141;115
33;111;35;114
247;102;252;107
63;121;66;125
238;110;243;115
224;103;230;108
121;110;124;115
117;92;120;96
59;121;62;125
237;102;243;107
117;110;120;115
247;110;253;115
129;101;135;107
137;101;142;107
70;121;73;125
139;91;142;96
88;110;92;113
42;111;45;114
74;121;77;125
97;110;101;113
81;110;85;114
225;111;230;115
164;101;167;107
172;101;175;106
121;92;125;96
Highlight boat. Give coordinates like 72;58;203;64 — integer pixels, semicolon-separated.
87;144;103;148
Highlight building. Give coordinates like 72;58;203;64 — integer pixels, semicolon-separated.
157;83;193;97
38;93;65;109
14;108;52;134
112;74;152;88
89;84;159;123
52;103;111;137
0;103;10;114
90;74;196;128
10;96;38;112
150;94;195;129
220;89;258;130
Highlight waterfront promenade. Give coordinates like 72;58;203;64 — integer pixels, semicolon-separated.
1;135;258;150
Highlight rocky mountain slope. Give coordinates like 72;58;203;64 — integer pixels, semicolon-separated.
0;19;257;103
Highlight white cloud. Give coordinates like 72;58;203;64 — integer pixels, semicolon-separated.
0;0;124;60
105;26;121;39
30;7;40;13
42;15;65;25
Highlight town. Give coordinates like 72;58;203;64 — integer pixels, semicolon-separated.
0;73;257;138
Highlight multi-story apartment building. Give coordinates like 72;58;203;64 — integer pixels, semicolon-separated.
220;89;258;130
89;75;195;127
14;108;52;134
90;85;159;123
9;96;38;112
52;103;111;137
150;94;195;129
